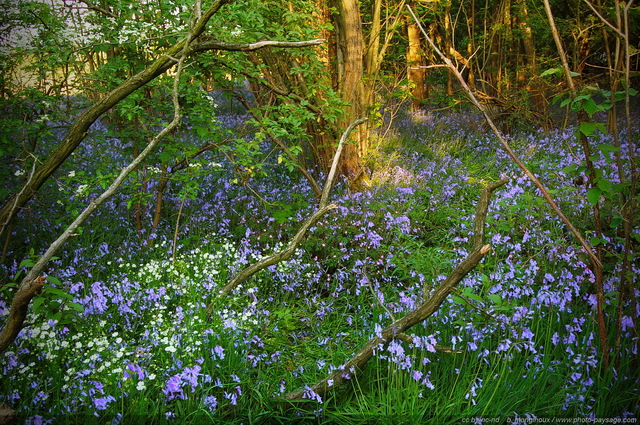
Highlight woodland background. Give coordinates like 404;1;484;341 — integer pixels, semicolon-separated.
0;0;638;423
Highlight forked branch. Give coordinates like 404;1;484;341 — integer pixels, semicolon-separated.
208;118;368;307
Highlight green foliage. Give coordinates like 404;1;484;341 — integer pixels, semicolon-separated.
5;251;84;328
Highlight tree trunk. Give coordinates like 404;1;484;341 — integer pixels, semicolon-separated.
407;2;427;109
324;0;369;186
444;4;454;95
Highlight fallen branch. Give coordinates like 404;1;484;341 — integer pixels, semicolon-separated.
213;203;337;301
279;178;508;401
207;118;367;307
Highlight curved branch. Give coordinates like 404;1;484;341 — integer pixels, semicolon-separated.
213;203;337;301
320;118;368;207
208;119;367;309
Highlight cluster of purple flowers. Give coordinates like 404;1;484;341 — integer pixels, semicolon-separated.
0;106;638;422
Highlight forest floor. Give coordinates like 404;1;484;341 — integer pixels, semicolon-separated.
1;106;639;424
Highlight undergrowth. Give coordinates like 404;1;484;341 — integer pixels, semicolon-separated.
1;107;638;424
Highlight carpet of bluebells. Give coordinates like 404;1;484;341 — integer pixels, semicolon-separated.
1;106;639;424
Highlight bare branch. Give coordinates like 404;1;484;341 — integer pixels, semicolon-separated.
208;118;367;307
320;118;368;207
581;0;626;39
191;38;325;53
212;203;337;301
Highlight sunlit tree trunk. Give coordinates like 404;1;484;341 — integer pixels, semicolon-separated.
465;0;476;90
407;1;427;109
334;0;368;183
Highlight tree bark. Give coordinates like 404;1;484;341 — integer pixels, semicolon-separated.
407;2;427;109
332;0;368;184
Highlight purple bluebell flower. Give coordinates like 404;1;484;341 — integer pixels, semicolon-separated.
163;375;185;401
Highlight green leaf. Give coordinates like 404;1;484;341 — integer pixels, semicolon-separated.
68;302;85;312
611;183;626;194
610;216;623;229
579;122;598;137
46;275;62;286
582;98;598;116
562;164;578;174
586;188;602;205
465;292;485;303
597;179;612;192
452;295;466;305
540;67;561;78
19;258;36;269
590;237;606;246
45;287;74;300
32;296;45;312
597;144;619;153
487;294;502;305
